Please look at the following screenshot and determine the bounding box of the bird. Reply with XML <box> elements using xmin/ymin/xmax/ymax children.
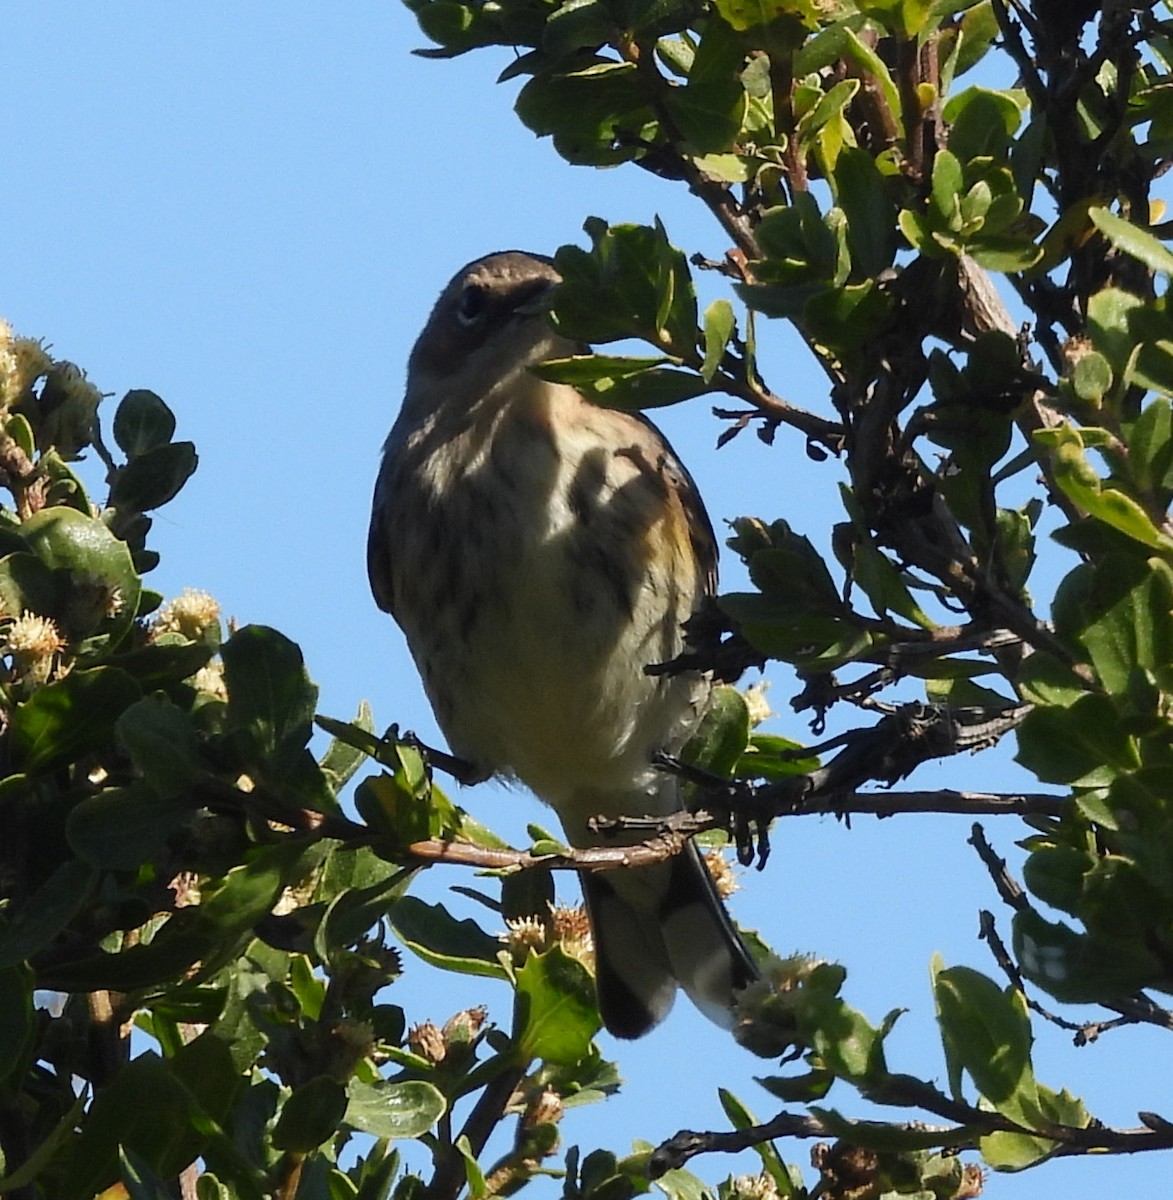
<box><xmin>367</xmin><ymin>250</ymin><xmax>758</xmax><ymax>1038</ymax></box>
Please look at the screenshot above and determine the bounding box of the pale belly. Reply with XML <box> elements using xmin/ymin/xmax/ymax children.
<box><xmin>388</xmin><ymin>382</ymin><xmax>709</xmax><ymax>816</ymax></box>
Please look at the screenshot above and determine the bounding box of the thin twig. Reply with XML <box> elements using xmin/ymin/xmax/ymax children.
<box><xmin>968</xmin><ymin>822</ymin><xmax>1028</xmax><ymax>909</ymax></box>
<box><xmin>978</xmin><ymin>909</ymin><xmax>1097</xmax><ymax>1038</ymax></box>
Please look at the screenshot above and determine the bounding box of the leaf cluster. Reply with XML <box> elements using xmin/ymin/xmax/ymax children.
<box><xmin>0</xmin><ymin>338</ymin><xmax>667</xmax><ymax>1200</ymax></box>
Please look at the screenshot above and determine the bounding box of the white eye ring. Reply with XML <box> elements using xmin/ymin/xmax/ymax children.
<box><xmin>456</xmin><ymin>283</ymin><xmax>487</xmax><ymax>326</ymax></box>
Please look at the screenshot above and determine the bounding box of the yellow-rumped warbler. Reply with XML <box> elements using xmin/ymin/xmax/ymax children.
<box><xmin>368</xmin><ymin>251</ymin><xmax>757</xmax><ymax>1037</ymax></box>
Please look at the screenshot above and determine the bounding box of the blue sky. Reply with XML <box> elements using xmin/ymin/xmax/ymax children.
<box><xmin>5</xmin><ymin>5</ymin><xmax>1168</xmax><ymax>1196</ymax></box>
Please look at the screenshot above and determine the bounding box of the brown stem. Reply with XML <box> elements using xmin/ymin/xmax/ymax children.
<box><xmin>424</xmin><ymin>1063</ymin><xmax>526</xmax><ymax>1200</ymax></box>
<box><xmin>274</xmin><ymin>1153</ymin><xmax>305</xmax><ymax>1200</ymax></box>
<box><xmin>0</xmin><ymin>429</ymin><xmax>43</xmax><ymax>519</ymax></box>
<box><xmin>86</xmin><ymin>989</ymin><xmax>130</xmax><ymax>1086</ymax></box>
<box><xmin>769</xmin><ymin>50</ymin><xmax>808</xmax><ymax>195</ymax></box>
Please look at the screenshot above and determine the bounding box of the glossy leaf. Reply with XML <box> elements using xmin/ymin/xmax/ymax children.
<box><xmin>515</xmin><ymin>945</ymin><xmax>600</xmax><ymax>1064</ymax></box>
<box><xmin>113</xmin><ymin>389</ymin><xmax>178</xmax><ymax>457</ymax></box>
<box><xmin>21</xmin><ymin>505</ymin><xmax>141</xmax><ymax>646</ymax></box>
<box><xmin>515</xmin><ymin>61</ymin><xmax>654</xmax><ymax>166</ymax></box>
<box><xmin>1090</xmin><ymin>206</ymin><xmax>1173</xmax><ymax>276</ymax></box>
<box><xmin>389</xmin><ymin>896</ymin><xmax>509</xmax><ymax>979</ymax></box>
<box><xmin>10</xmin><ymin>666</ymin><xmax>141</xmax><ymax>773</ymax></box>
<box><xmin>344</xmin><ymin>1079</ymin><xmax>447</xmax><ymax>1140</ymax></box>
<box><xmin>552</xmin><ymin>219</ymin><xmax>698</xmax><ymax>354</ymax></box>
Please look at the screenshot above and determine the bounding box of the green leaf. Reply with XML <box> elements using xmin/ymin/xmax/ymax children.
<box><xmin>683</xmin><ymin>684</ymin><xmax>750</xmax><ymax>778</ymax></box>
<box><xmin>0</xmin><ymin>1093</ymin><xmax>87</xmax><ymax>1197</ymax></box>
<box><xmin>273</xmin><ymin>1076</ymin><xmax>349</xmax><ymax>1152</ymax></box>
<box><xmin>722</xmin><ymin>592</ymin><xmax>874</xmax><ymax>667</ymax></box>
<box><xmin>932</xmin><ymin>962</ymin><xmax>1033</xmax><ymax>1108</ymax></box>
<box><xmin>735</xmin><ymin>732</ymin><xmax>819</xmax><ymax>781</ymax></box>
<box><xmin>514</xmin><ymin>945</ymin><xmax>600</xmax><ymax>1064</ymax></box>
<box><xmin>10</xmin><ymin>666</ymin><xmax>141</xmax><ymax>773</ymax></box>
<box><xmin>119</xmin><ymin>1148</ymin><xmax>175</xmax><ymax>1200</ymax></box>
<box><xmin>716</xmin><ymin>1090</ymin><xmax>795</xmax><ymax>1195</ymax></box>
<box><xmin>573</xmin><ymin>364</ymin><xmax>712</xmax><ymax>411</ymax></box>
<box><xmin>200</xmin><ymin>840</ymin><xmax>322</xmax><ymax>951</ymax></box>
<box><xmin>1132</xmin><ymin>338</ymin><xmax>1173</xmax><ymax>398</ymax></box>
<box><xmin>108</xmin><ymin>635</ymin><xmax>216</xmax><ymax>689</ymax></box>
<box><xmin>1072</xmin><ymin>350</ymin><xmax>1113</xmax><ymax>404</ymax></box>
<box><xmin>36</xmin><ymin>912</ymin><xmax>213</xmax><ymax>992</ymax></box>
<box><xmin>841</xmin><ymin>27</ymin><xmax>900</xmax><ymax>116</ymax></box>
<box><xmin>1012</xmin><ymin>652</ymin><xmax>1084</xmax><ymax>705</ymax></box>
<box><xmin>457</xmin><ymin>1135</ymin><xmax>488</xmax><ymax>1200</ymax></box>
<box><xmin>552</xmin><ymin>220</ymin><xmax>698</xmax><ymax>354</ymax></box>
<box><xmin>930</xmin><ymin>146</ymin><xmax>959</xmax><ymax>225</ymax></box>
<box><xmin>941</xmin><ymin>86</ymin><xmax>1023</xmax><ymax>162</ymax></box>
<box><xmin>515</xmin><ymin>60</ymin><xmax>654</xmax><ymax>167</ymax></box>
<box><xmin>21</xmin><ymin>505</ymin><xmax>141</xmax><ymax>647</ymax></box>
<box><xmin>117</xmin><ymin>694</ymin><xmax>201</xmax><ymax>797</ymax></box>
<box><xmin>700</xmin><ymin>298</ymin><xmax>735</xmax><ymax>383</ymax></box>
<box><xmin>314</xmin><ymin>868</ymin><xmax>418</xmax><ymax>963</ymax></box>
<box><xmin>663</xmin><ymin>19</ymin><xmax>747</xmax><ymax>155</ymax></box>
<box><xmin>1013</xmin><ymin>908</ymin><xmax>1160</xmax><ymax>1003</ymax></box>
<box><xmin>353</xmin><ymin>758</ymin><xmax>460</xmax><ymax>844</ymax></box>
<box><xmin>1127</xmin><ymin>396</ymin><xmax>1173</xmax><ymax>498</ymax></box>
<box><xmin>1015</xmin><ymin>693</ymin><xmax>1140</xmax><ymax>786</ymax></box>
<box><xmin>0</xmin><ymin>964</ymin><xmax>35</xmax><ymax>1085</ymax></box>
<box><xmin>832</xmin><ymin>146</ymin><xmax>897</xmax><ymax>279</ymax></box>
<box><xmin>1021</xmin><ymin>845</ymin><xmax>1092</xmax><ymax>916</ymax></box>
<box><xmin>113</xmin><ymin>389</ymin><xmax>178</xmax><ymax>457</ymax></box>
<box><xmin>1077</xmin><ymin>555</ymin><xmax>1173</xmax><ymax>695</ymax></box>
<box><xmin>110</xmin><ymin>441</ymin><xmax>198</xmax><ymax>512</ymax></box>
<box><xmin>1089</xmin><ymin>206</ymin><xmax>1173</xmax><ymax>276</ymax></box>
<box><xmin>58</xmin><ymin>1052</ymin><xmax>231</xmax><ymax>1199</ymax></box>
<box><xmin>67</xmin><ymin>783</ymin><xmax>197</xmax><ymax>870</ymax></box>
<box><xmin>319</xmin><ymin>699</ymin><xmax>376</xmax><ymax>793</ymax></box>
<box><xmin>389</xmin><ymin>896</ymin><xmax>509</xmax><ymax>979</ymax></box>
<box><xmin>857</xmin><ymin>0</ymin><xmax>934</xmax><ymax>36</ymax></box>
<box><xmin>754</xmin><ymin>193</ymin><xmax>838</xmax><ymax>282</ymax></box>
<box><xmin>965</xmin><ymin>236</ymin><xmax>1043</xmax><ymax>273</ymax></box>
<box><xmin>5</xmin><ymin>412</ymin><xmax>35</xmax><ymax>460</ymax></box>
<box><xmin>1086</xmin><ymin>286</ymin><xmax>1146</xmax><ymax>376</ymax></box>
<box><xmin>977</xmin><ymin>1129</ymin><xmax>1060</xmax><ymax>1171</ymax></box>
<box><xmin>222</xmin><ymin>624</ymin><xmax>330</xmax><ymax>804</ymax></box>
<box><xmin>534</xmin><ymin>353</ymin><xmax>679</xmax><ymax>386</ymax></box>
<box><xmin>942</xmin><ymin>0</ymin><xmax>1000</xmax><ymax>81</ymax></box>
<box><xmin>712</xmin><ymin>0</ymin><xmax>819</xmax><ymax>31</ymax></box>
<box><xmin>344</xmin><ymin>1079</ymin><xmax>446</xmax><ymax>1140</ymax></box>
<box><xmin>222</xmin><ymin>626</ymin><xmax>316</xmax><ymax>752</ymax></box>
<box><xmin>1042</xmin><ymin>424</ymin><xmax>1173</xmax><ymax>550</ymax></box>
<box><xmin>0</xmin><ymin>552</ymin><xmax>56</xmax><ymax>619</ymax></box>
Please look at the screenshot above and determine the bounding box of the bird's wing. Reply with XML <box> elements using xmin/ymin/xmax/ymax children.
<box><xmin>367</xmin><ymin>458</ymin><xmax>398</xmax><ymax>617</ymax></box>
<box><xmin>633</xmin><ymin>413</ymin><xmax>718</xmax><ymax>600</ymax></box>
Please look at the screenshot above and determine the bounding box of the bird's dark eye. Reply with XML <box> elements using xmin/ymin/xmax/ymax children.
<box><xmin>455</xmin><ymin>283</ymin><xmax>487</xmax><ymax>327</ymax></box>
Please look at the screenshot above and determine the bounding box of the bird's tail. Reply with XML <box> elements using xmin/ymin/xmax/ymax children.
<box><xmin>580</xmin><ymin>840</ymin><xmax>759</xmax><ymax>1039</ymax></box>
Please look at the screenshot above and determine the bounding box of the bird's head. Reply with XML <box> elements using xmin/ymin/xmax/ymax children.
<box><xmin>404</xmin><ymin>251</ymin><xmax>575</xmax><ymax>409</ymax></box>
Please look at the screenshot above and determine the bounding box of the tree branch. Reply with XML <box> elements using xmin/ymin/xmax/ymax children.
<box><xmin>650</xmin><ymin>1082</ymin><xmax>1173</xmax><ymax>1179</ymax></box>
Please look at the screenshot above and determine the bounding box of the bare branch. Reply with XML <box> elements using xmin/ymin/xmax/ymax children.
<box><xmin>650</xmin><ymin>1079</ymin><xmax>1173</xmax><ymax>1179</ymax></box>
